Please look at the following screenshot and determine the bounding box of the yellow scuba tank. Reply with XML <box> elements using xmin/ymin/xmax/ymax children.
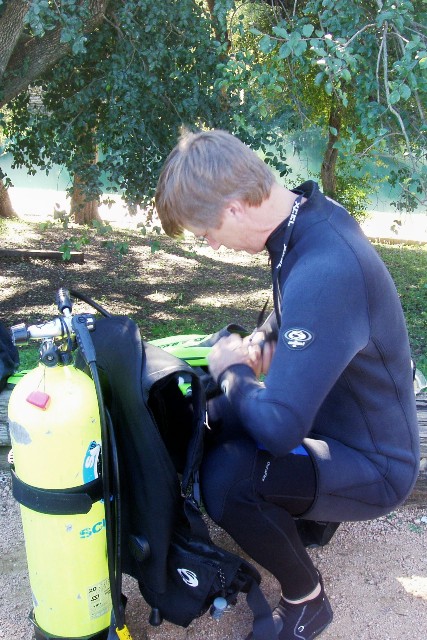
<box><xmin>8</xmin><ymin>362</ymin><xmax>112</xmax><ymax>639</ymax></box>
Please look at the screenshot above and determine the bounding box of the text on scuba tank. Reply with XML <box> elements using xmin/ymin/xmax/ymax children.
<box><xmin>80</xmin><ymin>519</ymin><xmax>106</xmax><ymax>539</ymax></box>
<box><xmin>87</xmin><ymin>578</ymin><xmax>111</xmax><ymax>620</ymax></box>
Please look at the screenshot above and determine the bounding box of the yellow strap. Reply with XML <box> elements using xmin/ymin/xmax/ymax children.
<box><xmin>116</xmin><ymin>625</ymin><xmax>133</xmax><ymax>640</ymax></box>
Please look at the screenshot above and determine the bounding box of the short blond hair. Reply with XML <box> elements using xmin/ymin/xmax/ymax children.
<box><xmin>155</xmin><ymin>129</ymin><xmax>275</xmax><ymax>237</ymax></box>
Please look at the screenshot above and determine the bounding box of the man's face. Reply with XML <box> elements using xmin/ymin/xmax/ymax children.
<box><xmin>186</xmin><ymin>204</ymin><xmax>262</xmax><ymax>254</ymax></box>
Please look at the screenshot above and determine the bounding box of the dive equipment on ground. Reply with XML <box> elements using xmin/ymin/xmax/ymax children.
<box><xmin>7</xmin><ymin>290</ymin><xmax>276</xmax><ymax>638</ymax></box>
<box><xmin>81</xmin><ymin>313</ymin><xmax>277</xmax><ymax>638</ymax></box>
<box><xmin>8</xmin><ymin>289</ymin><xmax>131</xmax><ymax>640</ymax></box>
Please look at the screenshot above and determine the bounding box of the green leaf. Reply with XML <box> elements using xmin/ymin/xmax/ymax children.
<box><xmin>150</xmin><ymin>239</ymin><xmax>161</xmax><ymax>253</ymax></box>
<box><xmin>278</xmin><ymin>43</ymin><xmax>291</xmax><ymax>59</ymax></box>
<box><xmin>400</xmin><ymin>84</ymin><xmax>411</xmax><ymax>100</ymax></box>
<box><xmin>259</xmin><ymin>35</ymin><xmax>276</xmax><ymax>54</ymax></box>
<box><xmin>389</xmin><ymin>90</ymin><xmax>400</xmax><ymax>104</ymax></box>
<box><xmin>60</xmin><ymin>29</ymin><xmax>73</xmax><ymax>44</ymax></box>
<box><xmin>294</xmin><ymin>40</ymin><xmax>307</xmax><ymax>57</ymax></box>
<box><xmin>302</xmin><ymin>24</ymin><xmax>314</xmax><ymax>38</ymax></box>
<box><xmin>341</xmin><ymin>68</ymin><xmax>351</xmax><ymax>83</ymax></box>
<box><xmin>272</xmin><ymin>26</ymin><xmax>288</xmax><ymax>39</ymax></box>
<box><xmin>71</xmin><ymin>35</ymin><xmax>87</xmax><ymax>55</ymax></box>
<box><xmin>259</xmin><ymin>104</ymin><xmax>268</xmax><ymax>118</ymax></box>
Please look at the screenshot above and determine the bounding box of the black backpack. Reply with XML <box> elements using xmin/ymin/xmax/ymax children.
<box><xmin>87</xmin><ymin>316</ymin><xmax>277</xmax><ymax>638</ymax></box>
<box><xmin>0</xmin><ymin>320</ymin><xmax>19</xmax><ymax>391</ymax></box>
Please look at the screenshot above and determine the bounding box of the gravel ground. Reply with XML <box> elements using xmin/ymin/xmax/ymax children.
<box><xmin>1</xmin><ymin>469</ymin><xmax>427</xmax><ymax>640</ymax></box>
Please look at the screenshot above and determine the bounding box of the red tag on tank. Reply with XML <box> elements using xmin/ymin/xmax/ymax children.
<box><xmin>26</xmin><ymin>390</ymin><xmax>51</xmax><ymax>410</ymax></box>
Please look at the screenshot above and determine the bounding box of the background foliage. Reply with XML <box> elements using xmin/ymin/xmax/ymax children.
<box><xmin>1</xmin><ymin>0</ymin><xmax>425</xmax><ymax>222</ymax></box>
<box><xmin>3</xmin><ymin>0</ymin><xmax>234</xmax><ymax>207</ymax></box>
<box><xmin>220</xmin><ymin>0</ymin><xmax>427</xmax><ymax>216</ymax></box>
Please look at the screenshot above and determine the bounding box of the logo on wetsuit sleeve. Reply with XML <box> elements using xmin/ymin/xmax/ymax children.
<box><xmin>283</xmin><ymin>328</ymin><xmax>314</xmax><ymax>350</ymax></box>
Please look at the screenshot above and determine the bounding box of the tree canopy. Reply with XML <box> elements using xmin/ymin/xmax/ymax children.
<box><xmin>223</xmin><ymin>0</ymin><xmax>426</xmax><ymax>213</ymax></box>
<box><xmin>0</xmin><ymin>0</ymin><xmax>109</xmax><ymax>217</ymax></box>
<box><xmin>1</xmin><ymin>1</ymin><xmax>235</xmax><ymax>210</ymax></box>
<box><xmin>1</xmin><ymin>0</ymin><xmax>426</xmax><ymax>224</ymax></box>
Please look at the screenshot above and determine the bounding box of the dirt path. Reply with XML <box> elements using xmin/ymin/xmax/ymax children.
<box><xmin>1</xmin><ymin>469</ymin><xmax>427</xmax><ymax>640</ymax></box>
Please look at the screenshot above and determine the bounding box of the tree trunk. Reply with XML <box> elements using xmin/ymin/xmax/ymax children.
<box><xmin>0</xmin><ymin>248</ymin><xmax>84</xmax><ymax>263</ymax></box>
<box><xmin>320</xmin><ymin>102</ymin><xmax>341</xmax><ymax>198</ymax></box>
<box><xmin>206</xmin><ymin>0</ymin><xmax>230</xmax><ymax>47</ymax></box>
<box><xmin>70</xmin><ymin>138</ymin><xmax>102</xmax><ymax>226</ymax></box>
<box><xmin>70</xmin><ymin>172</ymin><xmax>101</xmax><ymax>226</ymax></box>
<box><xmin>0</xmin><ymin>178</ymin><xmax>16</xmax><ymax>218</ymax></box>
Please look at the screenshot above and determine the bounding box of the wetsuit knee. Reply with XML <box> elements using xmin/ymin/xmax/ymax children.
<box><xmin>200</xmin><ymin>438</ymin><xmax>257</xmax><ymax>524</ymax></box>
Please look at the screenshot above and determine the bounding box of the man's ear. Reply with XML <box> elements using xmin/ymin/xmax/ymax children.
<box><xmin>225</xmin><ymin>199</ymin><xmax>246</xmax><ymax>220</ymax></box>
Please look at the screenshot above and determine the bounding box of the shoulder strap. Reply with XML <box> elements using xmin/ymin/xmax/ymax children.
<box><xmin>246</xmin><ymin>575</ymin><xmax>278</xmax><ymax>639</ymax></box>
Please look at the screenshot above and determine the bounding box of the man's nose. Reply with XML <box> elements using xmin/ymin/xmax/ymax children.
<box><xmin>207</xmin><ymin>237</ymin><xmax>221</xmax><ymax>250</ymax></box>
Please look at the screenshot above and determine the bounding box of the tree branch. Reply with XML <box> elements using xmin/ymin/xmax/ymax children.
<box><xmin>381</xmin><ymin>22</ymin><xmax>415</xmax><ymax>169</ymax></box>
<box><xmin>342</xmin><ymin>23</ymin><xmax>376</xmax><ymax>49</ymax></box>
<box><xmin>0</xmin><ymin>0</ymin><xmax>109</xmax><ymax>108</ymax></box>
<box><xmin>0</xmin><ymin>0</ymin><xmax>30</xmax><ymax>77</ymax></box>
<box><xmin>376</xmin><ymin>26</ymin><xmax>385</xmax><ymax>105</ymax></box>
<box><xmin>391</xmin><ymin>25</ymin><xmax>426</xmax><ymax>125</ymax></box>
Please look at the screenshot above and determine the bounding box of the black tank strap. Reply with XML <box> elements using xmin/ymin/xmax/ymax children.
<box><xmin>30</xmin><ymin>609</ymin><xmax>109</xmax><ymax>640</ymax></box>
<box><xmin>11</xmin><ymin>469</ymin><xmax>103</xmax><ymax>515</ymax></box>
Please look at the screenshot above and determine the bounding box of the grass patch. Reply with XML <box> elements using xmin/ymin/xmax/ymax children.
<box><xmin>1</xmin><ymin>217</ymin><xmax>425</xmax><ymax>380</ymax></box>
<box><xmin>374</xmin><ymin>242</ymin><xmax>427</xmax><ymax>376</ymax></box>
<box><xmin>15</xmin><ymin>345</ymin><xmax>39</xmax><ymax>370</ymax></box>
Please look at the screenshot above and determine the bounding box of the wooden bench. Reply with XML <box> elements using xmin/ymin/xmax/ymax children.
<box><xmin>406</xmin><ymin>391</ymin><xmax>427</xmax><ymax>505</ymax></box>
<box><xmin>1</xmin><ymin>386</ymin><xmax>426</xmax><ymax>506</ymax></box>
<box><xmin>0</xmin><ymin>248</ymin><xmax>84</xmax><ymax>263</ymax></box>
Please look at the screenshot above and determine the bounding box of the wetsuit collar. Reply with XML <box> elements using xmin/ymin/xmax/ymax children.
<box><xmin>266</xmin><ymin>180</ymin><xmax>318</xmax><ymax>260</ymax></box>
<box><xmin>266</xmin><ymin>181</ymin><xmax>319</xmax><ymax>324</ymax></box>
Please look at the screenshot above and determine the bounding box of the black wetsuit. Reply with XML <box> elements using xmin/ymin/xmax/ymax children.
<box><xmin>201</xmin><ymin>181</ymin><xmax>419</xmax><ymax>598</ymax></box>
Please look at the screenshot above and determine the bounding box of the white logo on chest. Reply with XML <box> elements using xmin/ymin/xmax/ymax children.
<box><xmin>177</xmin><ymin>568</ymin><xmax>199</xmax><ymax>587</ymax></box>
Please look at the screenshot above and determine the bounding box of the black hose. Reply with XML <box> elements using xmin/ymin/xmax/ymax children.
<box><xmin>69</xmin><ymin>289</ymin><xmax>112</xmax><ymax>318</ymax></box>
<box><xmin>107</xmin><ymin>407</ymin><xmax>123</xmax><ymax>615</ymax></box>
<box><xmin>71</xmin><ymin>315</ymin><xmax>124</xmax><ymax>632</ymax></box>
<box><xmin>89</xmin><ymin>361</ymin><xmax>125</xmax><ymax>631</ymax></box>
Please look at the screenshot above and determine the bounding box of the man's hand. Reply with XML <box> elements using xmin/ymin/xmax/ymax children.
<box><xmin>243</xmin><ymin>331</ymin><xmax>276</xmax><ymax>378</ymax></box>
<box><xmin>208</xmin><ymin>332</ymin><xmax>276</xmax><ymax>382</ymax></box>
<box><xmin>208</xmin><ymin>333</ymin><xmax>252</xmax><ymax>382</ymax></box>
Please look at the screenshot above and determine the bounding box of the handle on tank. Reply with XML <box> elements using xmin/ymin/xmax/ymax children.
<box><xmin>10</xmin><ymin>288</ymin><xmax>111</xmax><ymax>347</ymax></box>
<box><xmin>56</xmin><ymin>288</ymin><xmax>73</xmax><ymax>315</ymax></box>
